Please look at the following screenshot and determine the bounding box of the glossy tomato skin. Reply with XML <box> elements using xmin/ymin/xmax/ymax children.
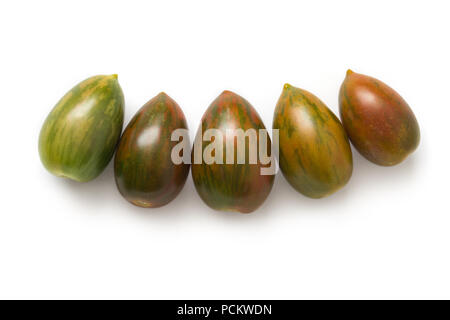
<box><xmin>191</xmin><ymin>91</ymin><xmax>275</xmax><ymax>213</ymax></box>
<box><xmin>273</xmin><ymin>84</ymin><xmax>353</xmax><ymax>198</ymax></box>
<box><xmin>39</xmin><ymin>75</ymin><xmax>124</xmax><ymax>182</ymax></box>
<box><xmin>114</xmin><ymin>93</ymin><xmax>190</xmax><ymax>208</ymax></box>
<box><xmin>339</xmin><ymin>70</ymin><xmax>420</xmax><ymax>166</ymax></box>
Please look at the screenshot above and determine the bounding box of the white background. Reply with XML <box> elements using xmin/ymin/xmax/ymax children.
<box><xmin>0</xmin><ymin>0</ymin><xmax>448</xmax><ymax>299</ymax></box>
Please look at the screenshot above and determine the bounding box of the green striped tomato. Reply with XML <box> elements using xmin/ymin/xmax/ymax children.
<box><xmin>39</xmin><ymin>74</ymin><xmax>124</xmax><ymax>182</ymax></box>
<box><xmin>273</xmin><ymin>84</ymin><xmax>353</xmax><ymax>198</ymax></box>
<box><xmin>114</xmin><ymin>93</ymin><xmax>190</xmax><ymax>208</ymax></box>
<box><xmin>191</xmin><ymin>91</ymin><xmax>275</xmax><ymax>213</ymax></box>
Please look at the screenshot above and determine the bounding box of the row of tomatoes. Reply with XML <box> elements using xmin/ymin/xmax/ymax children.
<box><xmin>39</xmin><ymin>71</ymin><xmax>419</xmax><ymax>213</ymax></box>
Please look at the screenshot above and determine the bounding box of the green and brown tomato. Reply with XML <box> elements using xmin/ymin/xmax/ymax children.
<box><xmin>273</xmin><ymin>84</ymin><xmax>353</xmax><ymax>198</ymax></box>
<box><xmin>339</xmin><ymin>70</ymin><xmax>420</xmax><ymax>166</ymax></box>
<box><xmin>39</xmin><ymin>74</ymin><xmax>124</xmax><ymax>182</ymax></box>
<box><xmin>114</xmin><ymin>92</ymin><xmax>190</xmax><ymax>208</ymax></box>
<box><xmin>191</xmin><ymin>91</ymin><xmax>274</xmax><ymax>213</ymax></box>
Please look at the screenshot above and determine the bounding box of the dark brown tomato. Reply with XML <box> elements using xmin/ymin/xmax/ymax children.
<box><xmin>114</xmin><ymin>92</ymin><xmax>190</xmax><ymax>208</ymax></box>
<box><xmin>339</xmin><ymin>70</ymin><xmax>420</xmax><ymax>166</ymax></box>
